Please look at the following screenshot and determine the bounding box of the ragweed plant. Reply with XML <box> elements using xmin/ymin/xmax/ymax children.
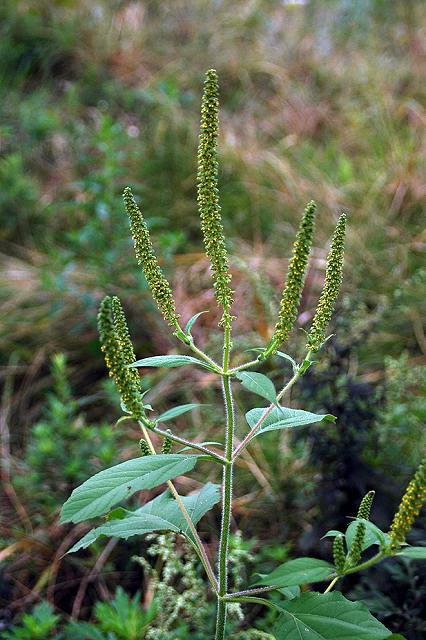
<box><xmin>61</xmin><ymin>70</ymin><xmax>426</xmax><ymax>640</ymax></box>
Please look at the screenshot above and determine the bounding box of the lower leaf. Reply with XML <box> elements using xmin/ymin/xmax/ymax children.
<box><xmin>272</xmin><ymin>592</ymin><xmax>391</xmax><ymax>640</ymax></box>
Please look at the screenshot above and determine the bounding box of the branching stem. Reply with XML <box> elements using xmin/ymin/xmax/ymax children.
<box><xmin>145</xmin><ymin>421</ymin><xmax>227</xmax><ymax>464</ymax></box>
<box><xmin>232</xmin><ymin>351</ymin><xmax>313</xmax><ymax>460</ymax></box>
<box><xmin>140</xmin><ymin>425</ymin><xmax>218</xmax><ymax>594</ymax></box>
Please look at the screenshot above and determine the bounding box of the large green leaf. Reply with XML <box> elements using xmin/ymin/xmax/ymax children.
<box><xmin>60</xmin><ymin>455</ymin><xmax>199</xmax><ymax>524</ymax></box>
<box><xmin>155</xmin><ymin>403</ymin><xmax>205</xmax><ymax>423</ymax></box>
<box><xmin>67</xmin><ymin>483</ymin><xmax>220</xmax><ymax>553</ymax></box>
<box><xmin>272</xmin><ymin>592</ymin><xmax>390</xmax><ymax>639</ymax></box>
<box><xmin>255</xmin><ymin>558</ymin><xmax>334</xmax><ymax>588</ymax></box>
<box><xmin>245</xmin><ymin>406</ymin><xmax>335</xmax><ymax>439</ymax></box>
<box><xmin>397</xmin><ymin>546</ymin><xmax>426</xmax><ymax>559</ymax></box>
<box><xmin>129</xmin><ymin>355</ymin><xmax>213</xmax><ymax>370</ymax></box>
<box><xmin>236</xmin><ymin>372</ymin><xmax>277</xmax><ymax>404</ymax></box>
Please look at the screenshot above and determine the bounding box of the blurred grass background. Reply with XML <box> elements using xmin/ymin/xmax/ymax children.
<box><xmin>0</xmin><ymin>0</ymin><xmax>425</xmax><ymax>637</ymax></box>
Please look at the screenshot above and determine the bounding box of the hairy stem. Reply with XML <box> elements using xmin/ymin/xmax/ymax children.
<box><xmin>215</xmin><ymin>323</ymin><xmax>234</xmax><ymax>640</ymax></box>
<box><xmin>140</xmin><ymin>425</ymin><xmax>218</xmax><ymax>593</ymax></box>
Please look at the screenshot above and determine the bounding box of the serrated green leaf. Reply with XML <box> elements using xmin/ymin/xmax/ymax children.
<box><xmin>272</xmin><ymin>591</ymin><xmax>390</xmax><ymax>639</ymax></box>
<box><xmin>185</xmin><ymin>311</ymin><xmax>208</xmax><ymax>335</ymax></box>
<box><xmin>129</xmin><ymin>355</ymin><xmax>214</xmax><ymax>370</ymax></box>
<box><xmin>397</xmin><ymin>546</ymin><xmax>426</xmax><ymax>559</ymax></box>
<box><xmin>67</xmin><ymin>483</ymin><xmax>220</xmax><ymax>553</ymax></box>
<box><xmin>237</xmin><ymin>372</ymin><xmax>277</xmax><ymax>404</ymax></box>
<box><xmin>155</xmin><ymin>403</ymin><xmax>205</xmax><ymax>423</ymax></box>
<box><xmin>245</xmin><ymin>406</ymin><xmax>335</xmax><ymax>439</ymax></box>
<box><xmin>346</xmin><ymin>519</ymin><xmax>389</xmax><ymax>551</ymax></box>
<box><xmin>255</xmin><ymin>557</ymin><xmax>334</xmax><ymax>588</ymax></box>
<box><xmin>60</xmin><ymin>455</ymin><xmax>199</xmax><ymax>524</ymax></box>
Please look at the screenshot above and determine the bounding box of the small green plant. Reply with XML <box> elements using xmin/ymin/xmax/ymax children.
<box><xmin>4</xmin><ymin>602</ymin><xmax>59</xmax><ymax>640</ymax></box>
<box><xmin>14</xmin><ymin>353</ymin><xmax>119</xmax><ymax>513</ymax></box>
<box><xmin>60</xmin><ymin>70</ymin><xmax>426</xmax><ymax>639</ymax></box>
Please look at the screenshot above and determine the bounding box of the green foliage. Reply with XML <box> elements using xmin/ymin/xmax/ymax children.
<box><xmin>3</xmin><ymin>7</ymin><xmax>425</xmax><ymax>636</ymax></box>
<box><xmin>61</xmin><ymin>455</ymin><xmax>200</xmax><ymax>524</ymax></box>
<box><xmin>245</xmin><ymin>406</ymin><xmax>335</xmax><ymax>439</ymax></box>
<box><xmin>14</xmin><ymin>354</ymin><xmax>119</xmax><ymax>510</ymax></box>
<box><xmin>372</xmin><ymin>355</ymin><xmax>426</xmax><ymax>474</ymax></box>
<box><xmin>236</xmin><ymin>372</ymin><xmax>277</xmax><ymax>404</ymax></box>
<box><xmin>273</xmin><ymin>592</ymin><xmax>390</xmax><ymax>640</ymax></box>
<box><xmin>4</xmin><ymin>602</ymin><xmax>59</xmax><ymax>640</ymax></box>
<box><xmin>68</xmin><ymin>483</ymin><xmax>221</xmax><ymax>553</ymax></box>
<box><xmin>130</xmin><ymin>354</ymin><xmax>215</xmax><ymax>370</ymax></box>
<box><xmin>255</xmin><ymin>558</ymin><xmax>334</xmax><ymax>589</ymax></box>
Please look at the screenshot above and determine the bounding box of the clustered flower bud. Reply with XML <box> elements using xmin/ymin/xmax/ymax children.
<box><xmin>123</xmin><ymin>187</ymin><xmax>179</xmax><ymax>327</ymax></box>
<box><xmin>264</xmin><ymin>201</ymin><xmax>316</xmax><ymax>357</ymax></box>
<box><xmin>98</xmin><ymin>295</ymin><xmax>145</xmax><ymax>420</ymax></box>
<box><xmin>333</xmin><ymin>534</ymin><xmax>346</xmax><ymax>574</ymax></box>
<box><xmin>306</xmin><ymin>213</ymin><xmax>346</xmax><ymax>353</ymax></box>
<box><xmin>357</xmin><ymin>490</ymin><xmax>375</xmax><ymax>520</ymax></box>
<box><xmin>197</xmin><ymin>69</ymin><xmax>233</xmax><ymax>323</ymax></box>
<box><xmin>139</xmin><ymin>438</ymin><xmax>151</xmax><ymax>456</ymax></box>
<box><xmin>389</xmin><ymin>457</ymin><xmax>426</xmax><ymax>548</ymax></box>
<box><xmin>347</xmin><ymin>522</ymin><xmax>366</xmax><ymax>567</ymax></box>
<box><xmin>161</xmin><ymin>429</ymin><xmax>173</xmax><ymax>455</ymax></box>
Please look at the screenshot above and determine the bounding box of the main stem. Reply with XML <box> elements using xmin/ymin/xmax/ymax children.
<box><xmin>215</xmin><ymin>322</ymin><xmax>234</xmax><ymax>640</ymax></box>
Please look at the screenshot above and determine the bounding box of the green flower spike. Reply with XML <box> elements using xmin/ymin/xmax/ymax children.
<box><xmin>389</xmin><ymin>457</ymin><xmax>426</xmax><ymax>549</ymax></box>
<box><xmin>98</xmin><ymin>295</ymin><xmax>145</xmax><ymax>420</ymax></box>
<box><xmin>139</xmin><ymin>438</ymin><xmax>151</xmax><ymax>456</ymax></box>
<box><xmin>123</xmin><ymin>187</ymin><xmax>179</xmax><ymax>327</ymax></box>
<box><xmin>111</xmin><ymin>296</ymin><xmax>140</xmax><ymax>388</ymax></box>
<box><xmin>345</xmin><ymin>490</ymin><xmax>375</xmax><ymax>568</ymax></box>
<box><xmin>347</xmin><ymin>522</ymin><xmax>365</xmax><ymax>567</ymax></box>
<box><xmin>333</xmin><ymin>534</ymin><xmax>346</xmax><ymax>574</ymax></box>
<box><xmin>357</xmin><ymin>490</ymin><xmax>375</xmax><ymax>520</ymax></box>
<box><xmin>263</xmin><ymin>201</ymin><xmax>316</xmax><ymax>358</ymax></box>
<box><xmin>197</xmin><ymin>69</ymin><xmax>233</xmax><ymax>324</ymax></box>
<box><xmin>306</xmin><ymin>213</ymin><xmax>346</xmax><ymax>353</ymax></box>
<box><xmin>161</xmin><ymin>429</ymin><xmax>173</xmax><ymax>455</ymax></box>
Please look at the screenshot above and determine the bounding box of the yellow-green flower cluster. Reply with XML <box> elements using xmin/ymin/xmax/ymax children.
<box><xmin>306</xmin><ymin>213</ymin><xmax>346</xmax><ymax>353</ymax></box>
<box><xmin>161</xmin><ymin>429</ymin><xmax>173</xmax><ymax>455</ymax></box>
<box><xmin>333</xmin><ymin>535</ymin><xmax>346</xmax><ymax>574</ymax></box>
<box><xmin>197</xmin><ymin>69</ymin><xmax>233</xmax><ymax>321</ymax></box>
<box><xmin>123</xmin><ymin>187</ymin><xmax>179</xmax><ymax>327</ymax></box>
<box><xmin>389</xmin><ymin>457</ymin><xmax>426</xmax><ymax>548</ymax></box>
<box><xmin>139</xmin><ymin>438</ymin><xmax>151</xmax><ymax>456</ymax></box>
<box><xmin>357</xmin><ymin>490</ymin><xmax>375</xmax><ymax>520</ymax></box>
<box><xmin>346</xmin><ymin>490</ymin><xmax>375</xmax><ymax>567</ymax></box>
<box><xmin>347</xmin><ymin>522</ymin><xmax>365</xmax><ymax>567</ymax></box>
<box><xmin>97</xmin><ymin>295</ymin><xmax>145</xmax><ymax>420</ymax></box>
<box><xmin>264</xmin><ymin>201</ymin><xmax>316</xmax><ymax>357</ymax></box>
